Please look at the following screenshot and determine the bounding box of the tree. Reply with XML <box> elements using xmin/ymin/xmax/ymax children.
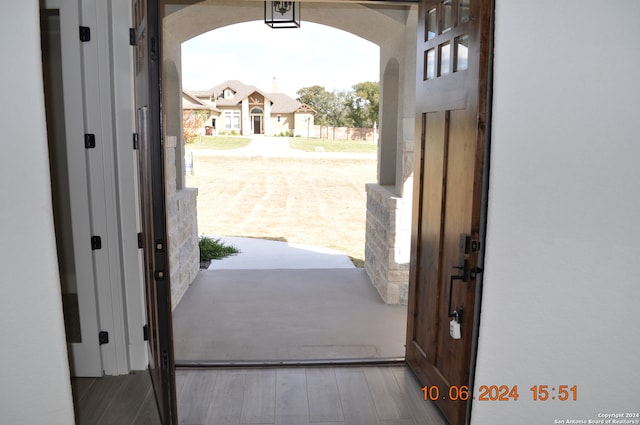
<box><xmin>297</xmin><ymin>82</ymin><xmax>379</xmax><ymax>128</ymax></box>
<box><xmin>296</xmin><ymin>85</ymin><xmax>335</xmax><ymax>126</ymax></box>
<box><xmin>345</xmin><ymin>81</ymin><xmax>379</xmax><ymax>128</ymax></box>
<box><xmin>325</xmin><ymin>90</ymin><xmax>350</xmax><ymax>127</ymax></box>
<box><xmin>182</xmin><ymin>110</ymin><xmax>207</xmax><ymax>143</ymax></box>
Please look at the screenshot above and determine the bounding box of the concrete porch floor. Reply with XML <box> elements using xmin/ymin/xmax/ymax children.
<box><xmin>172</xmin><ymin>238</ymin><xmax>407</xmax><ymax>362</ymax></box>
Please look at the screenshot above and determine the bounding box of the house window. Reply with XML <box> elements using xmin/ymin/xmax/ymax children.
<box><xmin>224</xmin><ymin>89</ymin><xmax>234</xmax><ymax>99</ymax></box>
<box><xmin>223</xmin><ymin>110</ymin><xmax>240</xmax><ymax>130</ymax></box>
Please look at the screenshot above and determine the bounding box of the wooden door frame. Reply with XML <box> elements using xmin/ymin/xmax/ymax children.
<box><xmin>146</xmin><ymin>1</ymin><xmax>494</xmax><ymax>423</ymax></box>
<box><xmin>465</xmin><ymin>3</ymin><xmax>494</xmax><ymax>422</ymax></box>
<box><xmin>147</xmin><ymin>1</ymin><xmax>178</xmax><ymax>418</ymax></box>
<box><xmin>133</xmin><ymin>0</ymin><xmax>178</xmax><ymax>422</ymax></box>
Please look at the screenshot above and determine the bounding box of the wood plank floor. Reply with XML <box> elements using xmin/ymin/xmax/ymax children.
<box><xmin>176</xmin><ymin>366</ymin><xmax>447</xmax><ymax>425</ymax></box>
<box><xmin>72</xmin><ymin>366</ymin><xmax>447</xmax><ymax>425</ymax></box>
<box><xmin>71</xmin><ymin>370</ymin><xmax>161</xmax><ymax>425</ymax></box>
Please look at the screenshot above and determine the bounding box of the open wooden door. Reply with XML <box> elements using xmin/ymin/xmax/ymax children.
<box><xmin>406</xmin><ymin>0</ymin><xmax>492</xmax><ymax>424</ymax></box>
<box><xmin>132</xmin><ymin>0</ymin><xmax>178</xmax><ymax>423</ymax></box>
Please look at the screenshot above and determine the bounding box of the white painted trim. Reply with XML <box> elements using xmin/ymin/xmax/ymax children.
<box><xmin>44</xmin><ymin>0</ymin><xmax>103</xmax><ymax>377</ymax></box>
<box><xmin>79</xmin><ymin>0</ymin><xmax>128</xmax><ymax>375</ymax></box>
<box><xmin>109</xmin><ymin>0</ymin><xmax>149</xmax><ymax>371</ymax></box>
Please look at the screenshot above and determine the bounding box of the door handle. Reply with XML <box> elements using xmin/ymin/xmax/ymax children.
<box><xmin>448</xmin><ymin>262</ymin><xmax>467</xmax><ymax>324</ymax></box>
<box><xmin>447</xmin><ymin>260</ymin><xmax>483</xmax><ymax>325</ymax></box>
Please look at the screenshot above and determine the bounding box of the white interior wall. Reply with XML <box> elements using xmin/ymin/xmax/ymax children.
<box><xmin>472</xmin><ymin>1</ymin><xmax>640</xmax><ymax>423</ymax></box>
<box><xmin>0</xmin><ymin>2</ymin><xmax>75</xmax><ymax>424</ymax></box>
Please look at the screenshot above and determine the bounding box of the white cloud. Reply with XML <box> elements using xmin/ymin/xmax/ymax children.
<box><xmin>181</xmin><ymin>21</ymin><xmax>379</xmax><ymax>97</ymax></box>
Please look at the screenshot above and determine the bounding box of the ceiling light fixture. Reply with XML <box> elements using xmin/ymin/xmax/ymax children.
<box><xmin>264</xmin><ymin>1</ymin><xmax>300</xmax><ymax>29</ymax></box>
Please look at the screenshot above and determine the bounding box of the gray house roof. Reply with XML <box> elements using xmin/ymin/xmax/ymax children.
<box><xmin>268</xmin><ymin>92</ymin><xmax>314</xmax><ymax>114</ymax></box>
<box><xmin>182</xmin><ymin>90</ymin><xmax>220</xmax><ymax>112</ymax></box>
<box><xmin>191</xmin><ymin>80</ymin><xmax>315</xmax><ymax>115</ymax></box>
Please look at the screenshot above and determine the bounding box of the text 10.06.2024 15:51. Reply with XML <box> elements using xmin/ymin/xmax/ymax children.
<box><xmin>422</xmin><ymin>385</ymin><xmax>578</xmax><ymax>401</ymax></box>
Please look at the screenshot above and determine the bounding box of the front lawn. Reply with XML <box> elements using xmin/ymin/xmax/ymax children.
<box><xmin>187</xmin><ymin>155</ymin><xmax>376</xmax><ymax>267</ymax></box>
<box><xmin>289</xmin><ymin>138</ymin><xmax>377</xmax><ymax>153</ymax></box>
<box><xmin>187</xmin><ymin>135</ymin><xmax>251</xmax><ymax>150</ymax></box>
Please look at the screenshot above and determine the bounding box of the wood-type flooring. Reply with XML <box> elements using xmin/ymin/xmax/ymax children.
<box><xmin>71</xmin><ymin>366</ymin><xmax>448</xmax><ymax>425</ymax></box>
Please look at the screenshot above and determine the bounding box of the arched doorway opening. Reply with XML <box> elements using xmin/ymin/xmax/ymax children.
<box><xmin>250</xmin><ymin>107</ymin><xmax>263</xmax><ymax>134</ymax></box>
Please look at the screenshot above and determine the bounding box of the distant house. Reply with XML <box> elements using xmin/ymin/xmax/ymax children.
<box><xmin>187</xmin><ymin>80</ymin><xmax>315</xmax><ymax>137</ymax></box>
<box><xmin>182</xmin><ymin>90</ymin><xmax>220</xmax><ymax>136</ymax></box>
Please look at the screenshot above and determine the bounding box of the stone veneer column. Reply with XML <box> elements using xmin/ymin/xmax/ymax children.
<box><xmin>364</xmin><ymin>184</ymin><xmax>412</xmax><ymax>304</ymax></box>
<box><xmin>165</xmin><ymin>136</ymin><xmax>200</xmax><ymax>310</ymax></box>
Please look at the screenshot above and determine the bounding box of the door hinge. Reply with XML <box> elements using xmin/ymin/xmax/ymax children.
<box><xmin>161</xmin><ymin>350</ymin><xmax>169</xmax><ymax>370</ymax></box>
<box><xmin>98</xmin><ymin>331</ymin><xmax>109</xmax><ymax>345</ymax></box>
<box><xmin>133</xmin><ymin>133</ymin><xmax>139</xmax><ymax>150</ymax></box>
<box><xmin>79</xmin><ymin>26</ymin><xmax>91</xmax><ymax>42</ymax></box>
<box><xmin>155</xmin><ymin>240</ymin><xmax>164</xmax><ymax>252</ymax></box>
<box><xmin>150</xmin><ymin>36</ymin><xmax>158</xmax><ymax>62</ymax></box>
<box><xmin>471</xmin><ymin>240</ymin><xmax>481</xmax><ymax>253</ymax></box>
<box><xmin>91</xmin><ymin>235</ymin><xmax>102</xmax><ymax>250</ymax></box>
<box><xmin>129</xmin><ymin>28</ymin><xmax>136</xmax><ymax>46</ymax></box>
<box><xmin>84</xmin><ymin>133</ymin><xmax>96</xmax><ymax>149</ymax></box>
<box><xmin>137</xmin><ymin>232</ymin><xmax>143</xmax><ymax>249</ymax></box>
<box><xmin>478</xmin><ymin>115</ymin><xmax>486</xmax><ymax>132</ymax></box>
<box><xmin>143</xmin><ymin>325</ymin><xmax>149</xmax><ymax>341</ymax></box>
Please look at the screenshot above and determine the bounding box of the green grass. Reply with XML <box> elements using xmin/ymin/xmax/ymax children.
<box><xmin>199</xmin><ymin>236</ymin><xmax>241</xmax><ymax>261</ymax></box>
<box><xmin>188</xmin><ymin>135</ymin><xmax>251</xmax><ymax>150</ymax></box>
<box><xmin>289</xmin><ymin>138</ymin><xmax>377</xmax><ymax>153</ymax></box>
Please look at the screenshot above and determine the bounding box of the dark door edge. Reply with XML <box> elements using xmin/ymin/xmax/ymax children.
<box><xmin>466</xmin><ymin>0</ymin><xmax>496</xmax><ymax>423</ymax></box>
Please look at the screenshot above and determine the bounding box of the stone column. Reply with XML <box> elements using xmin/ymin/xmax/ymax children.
<box><xmin>365</xmin><ymin>184</ymin><xmax>411</xmax><ymax>304</ymax></box>
<box><xmin>264</xmin><ymin>97</ymin><xmax>271</xmax><ymax>135</ymax></box>
<box><xmin>241</xmin><ymin>99</ymin><xmax>250</xmax><ymax>135</ymax></box>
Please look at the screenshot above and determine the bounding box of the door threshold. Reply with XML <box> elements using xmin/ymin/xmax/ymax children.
<box><xmin>175</xmin><ymin>357</ymin><xmax>406</xmax><ymax>369</ymax></box>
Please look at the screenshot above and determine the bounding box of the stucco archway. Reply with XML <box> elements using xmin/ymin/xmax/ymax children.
<box><xmin>163</xmin><ymin>0</ymin><xmax>418</xmax><ymax>304</ymax></box>
<box><xmin>165</xmin><ymin>1</ymin><xmax>410</xmax><ymax>45</ymax></box>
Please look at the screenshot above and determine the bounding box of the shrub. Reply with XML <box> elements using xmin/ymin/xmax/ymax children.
<box><xmin>199</xmin><ymin>236</ymin><xmax>241</xmax><ymax>261</ymax></box>
<box><xmin>183</xmin><ymin>110</ymin><xmax>207</xmax><ymax>144</ymax></box>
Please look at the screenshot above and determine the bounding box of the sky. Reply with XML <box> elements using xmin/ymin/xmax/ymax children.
<box><xmin>181</xmin><ymin>21</ymin><xmax>380</xmax><ymax>98</ymax></box>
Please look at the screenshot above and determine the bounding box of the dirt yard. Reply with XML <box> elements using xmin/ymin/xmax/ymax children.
<box><xmin>185</xmin><ymin>154</ymin><xmax>377</xmax><ymax>265</ymax></box>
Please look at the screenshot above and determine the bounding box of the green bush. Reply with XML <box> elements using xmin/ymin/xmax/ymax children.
<box><xmin>199</xmin><ymin>236</ymin><xmax>241</xmax><ymax>261</ymax></box>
